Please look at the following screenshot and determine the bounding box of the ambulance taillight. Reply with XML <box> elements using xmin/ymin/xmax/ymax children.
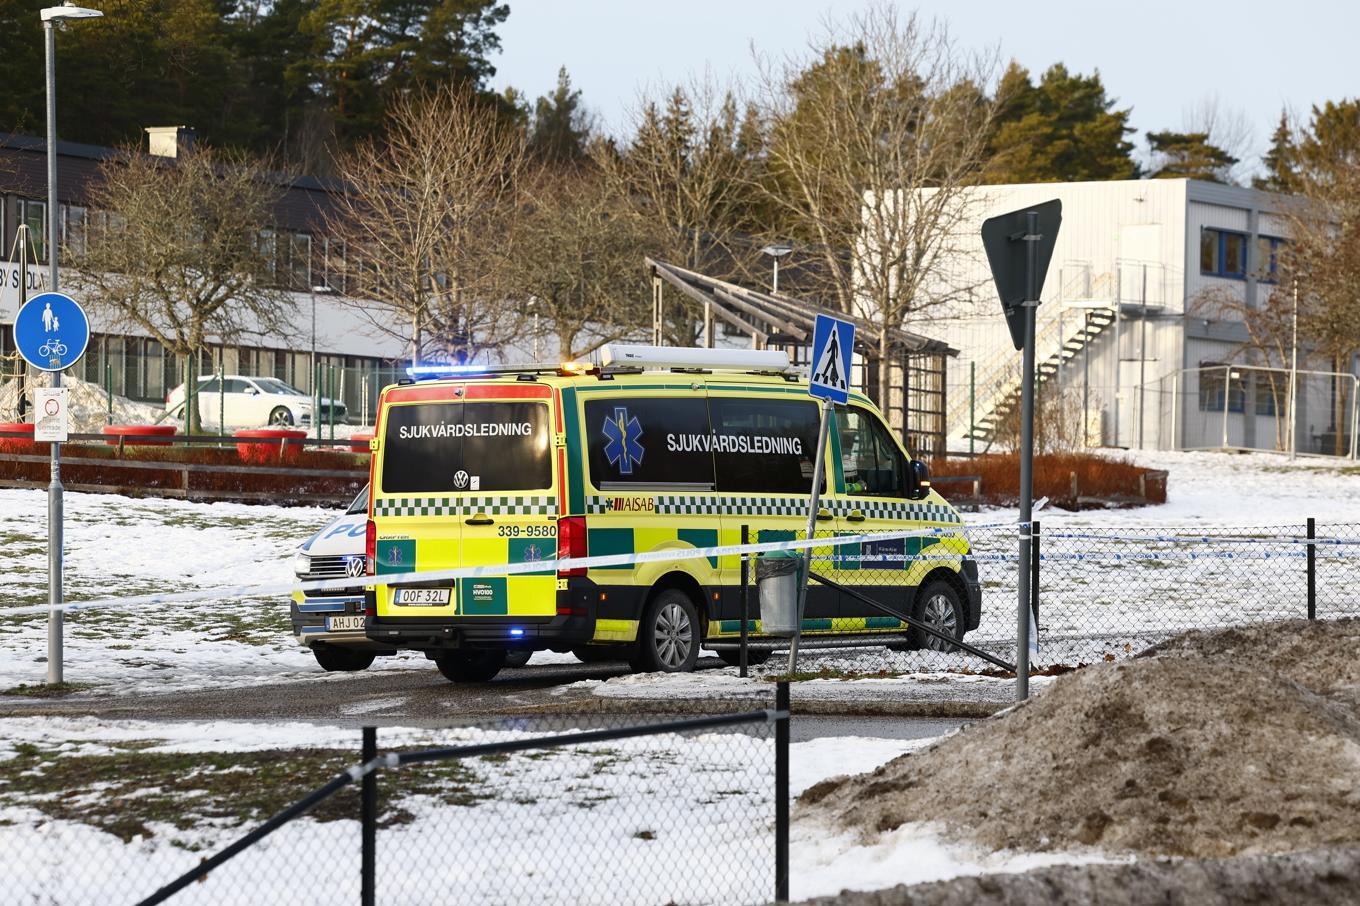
<box><xmin>365</xmin><ymin>519</ymin><xmax>376</xmax><ymax>576</ymax></box>
<box><xmin>557</xmin><ymin>516</ymin><xmax>587</xmax><ymax>577</ymax></box>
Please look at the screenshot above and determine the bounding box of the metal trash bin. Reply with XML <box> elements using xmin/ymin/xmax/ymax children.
<box><xmin>757</xmin><ymin>550</ymin><xmax>803</xmax><ymax>636</ymax></box>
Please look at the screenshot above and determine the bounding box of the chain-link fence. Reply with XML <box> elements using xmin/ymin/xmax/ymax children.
<box><xmin>6</xmin><ymin>707</ymin><xmax>787</xmax><ymax>906</ymax></box>
<box><xmin>728</xmin><ymin>521</ymin><xmax>1360</xmax><ymax>678</ymax></box>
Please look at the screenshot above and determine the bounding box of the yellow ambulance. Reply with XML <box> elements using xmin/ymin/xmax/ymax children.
<box><xmin>363</xmin><ymin>346</ymin><xmax>980</xmax><ymax>682</ymax></box>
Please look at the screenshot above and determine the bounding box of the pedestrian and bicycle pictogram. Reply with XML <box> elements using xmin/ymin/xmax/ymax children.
<box><xmin>14</xmin><ymin>291</ymin><xmax>90</xmax><ymax>372</ymax></box>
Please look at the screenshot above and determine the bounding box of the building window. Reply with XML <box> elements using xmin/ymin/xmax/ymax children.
<box><xmin>18</xmin><ymin>199</ymin><xmax>47</xmax><ymax>262</ymax></box>
<box><xmin>1200</xmin><ymin>228</ymin><xmax>1248</xmax><ymax>279</ymax></box>
<box><xmin>321</xmin><ymin>237</ymin><xmax>345</xmax><ymax>293</ymax></box>
<box><xmin>1253</xmin><ymin>236</ymin><xmax>1286</xmax><ymax>282</ymax></box>
<box><xmin>1198</xmin><ymin>364</ymin><xmax>1246</xmax><ymax>413</ymax></box>
<box><xmin>61</xmin><ymin>204</ymin><xmax>88</xmax><ymax>258</ymax></box>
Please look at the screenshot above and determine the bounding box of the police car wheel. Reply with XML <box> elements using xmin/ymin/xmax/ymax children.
<box><xmin>312</xmin><ymin>643</ymin><xmax>376</xmax><ymax>672</ymax></box>
<box><xmin>717</xmin><ymin>649</ymin><xmax>771</xmax><ymax>667</ymax></box>
<box><xmin>269</xmin><ymin>406</ymin><xmax>294</xmax><ymax>426</ymax></box>
<box><xmin>504</xmin><ymin>649</ymin><xmax>533</xmax><ymax>668</ymax></box>
<box><xmin>910</xmin><ymin>580</ymin><xmax>964</xmax><ymax>652</ymax></box>
<box><xmin>434</xmin><ymin>649</ymin><xmax>506</xmax><ymax>683</ymax></box>
<box><xmin>630</xmin><ymin>590</ymin><xmax>700</xmax><ymax>673</ymax></box>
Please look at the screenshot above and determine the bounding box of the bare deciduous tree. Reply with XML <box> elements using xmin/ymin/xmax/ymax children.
<box><xmin>327</xmin><ymin>88</ymin><xmax>524</xmax><ymax>365</ymax></box>
<box><xmin>507</xmin><ymin>166</ymin><xmax>662</xmax><ymax>360</ymax></box>
<box><xmin>755</xmin><ymin>5</ymin><xmax>1000</xmax><ymax>406</ymax></box>
<box><xmin>74</xmin><ymin>146</ymin><xmax>290</xmax><ymax>433</ymax></box>
<box><xmin>1181</xmin><ymin>95</ymin><xmax>1258</xmax><ymax>186</ymax></box>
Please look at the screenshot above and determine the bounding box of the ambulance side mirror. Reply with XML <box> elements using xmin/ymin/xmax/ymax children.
<box><xmin>905</xmin><ymin>459</ymin><xmax>931</xmax><ymax>500</ymax></box>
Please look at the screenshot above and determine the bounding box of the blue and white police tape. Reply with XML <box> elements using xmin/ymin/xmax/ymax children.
<box><xmin>1041</xmin><ymin>530</ymin><xmax>1360</xmax><ymax>546</ymax></box>
<box><xmin>5</xmin><ymin>521</ymin><xmax>1010</xmax><ymax>618</ymax></box>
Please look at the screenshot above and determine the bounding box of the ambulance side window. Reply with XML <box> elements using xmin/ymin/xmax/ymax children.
<box><xmin>837</xmin><ymin>408</ymin><xmax>907</xmax><ymax>497</ymax></box>
<box><xmin>586</xmin><ymin>397</ymin><xmax>715</xmax><ymax>489</ymax></box>
<box><xmin>709</xmin><ymin>397</ymin><xmax>824</xmax><ymax>494</ymax></box>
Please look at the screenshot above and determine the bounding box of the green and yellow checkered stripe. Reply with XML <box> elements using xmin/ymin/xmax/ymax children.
<box><xmin>374</xmin><ymin>496</ymin><xmax>559</xmax><ymax>517</ymax></box>
<box><xmin>584</xmin><ymin>494</ymin><xmax>960</xmax><ymax>523</ymax></box>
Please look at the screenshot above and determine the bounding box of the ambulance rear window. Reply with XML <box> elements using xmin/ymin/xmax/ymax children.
<box><xmin>381</xmin><ymin>401</ymin><xmax>551</xmax><ymax>494</ymax></box>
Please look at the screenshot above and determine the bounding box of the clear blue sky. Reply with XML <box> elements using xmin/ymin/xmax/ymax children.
<box><xmin>491</xmin><ymin>0</ymin><xmax>1352</xmax><ymax>169</ymax></box>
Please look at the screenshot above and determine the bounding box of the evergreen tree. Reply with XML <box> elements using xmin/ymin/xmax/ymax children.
<box><xmin>983</xmin><ymin>62</ymin><xmax>1138</xmax><ymax>183</ymax></box>
<box><xmin>1294</xmin><ymin>99</ymin><xmax>1360</xmax><ymax>185</ymax></box>
<box><xmin>1254</xmin><ymin>111</ymin><xmax>1297</xmax><ymax>192</ymax></box>
<box><xmin>1146</xmin><ymin>130</ymin><xmax>1237</xmax><ymax>182</ymax></box>
<box><xmin>528</xmin><ymin>67</ymin><xmax>590</xmax><ymax>164</ymax></box>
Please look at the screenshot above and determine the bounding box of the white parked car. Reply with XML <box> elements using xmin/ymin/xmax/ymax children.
<box><xmin>291</xmin><ymin>486</ymin><xmax>531</xmax><ymax>672</ymax></box>
<box><xmin>166</xmin><ymin>375</ymin><xmax>346</xmax><ymax>428</ymax></box>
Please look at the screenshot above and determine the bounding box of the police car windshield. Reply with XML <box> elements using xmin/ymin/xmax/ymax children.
<box><xmin>346</xmin><ymin>485</ymin><xmax>369</xmax><ymax>514</ymax></box>
<box><xmin>381</xmin><ymin>401</ymin><xmax>551</xmax><ymax>493</ymax></box>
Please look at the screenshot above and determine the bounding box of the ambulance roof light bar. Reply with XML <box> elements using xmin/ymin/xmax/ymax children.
<box><xmin>405</xmin><ymin>362</ymin><xmax>584</xmax><ymax>380</ymax></box>
<box><xmin>599</xmin><ymin>345</ymin><xmax>796</xmax><ymax>373</ymax></box>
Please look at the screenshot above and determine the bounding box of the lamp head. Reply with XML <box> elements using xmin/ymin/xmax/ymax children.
<box><xmin>41</xmin><ymin>3</ymin><xmax>103</xmax><ymax>21</ymax></box>
<box><xmin>761</xmin><ymin>244</ymin><xmax>793</xmax><ymax>258</ymax></box>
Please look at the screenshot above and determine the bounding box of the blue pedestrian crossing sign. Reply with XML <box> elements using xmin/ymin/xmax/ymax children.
<box><xmin>14</xmin><ymin>291</ymin><xmax>91</xmax><ymax>372</ymax></box>
<box><xmin>808</xmin><ymin>313</ymin><xmax>854</xmax><ymax>405</ymax></box>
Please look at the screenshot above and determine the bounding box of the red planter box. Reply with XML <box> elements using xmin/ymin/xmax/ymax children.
<box><xmin>102</xmin><ymin>425</ymin><xmax>179</xmax><ymax>446</ymax></box>
<box><xmin>234</xmin><ymin>428</ymin><xmax>308</xmax><ymax>464</ymax></box>
<box><xmin>0</xmin><ymin>422</ymin><xmax>39</xmax><ymax>453</ymax></box>
<box><xmin>349</xmin><ymin>431</ymin><xmax>375</xmax><ymax>454</ymax></box>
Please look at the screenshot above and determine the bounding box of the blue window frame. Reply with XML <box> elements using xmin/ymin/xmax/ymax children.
<box><xmin>1200</xmin><ymin>228</ymin><xmax>1247</xmax><ymax>279</ymax></box>
<box><xmin>1253</xmin><ymin>236</ymin><xmax>1286</xmax><ymax>282</ymax></box>
<box><xmin>1198</xmin><ymin>364</ymin><xmax>1246</xmax><ymax>413</ymax></box>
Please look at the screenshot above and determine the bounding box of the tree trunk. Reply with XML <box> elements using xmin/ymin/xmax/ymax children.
<box><xmin>877</xmin><ymin>327</ymin><xmax>891</xmax><ymax>429</ymax></box>
<box><xmin>410</xmin><ymin>314</ymin><xmax>422</xmax><ymax>368</ymax></box>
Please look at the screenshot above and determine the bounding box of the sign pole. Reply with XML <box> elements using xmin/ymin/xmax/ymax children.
<box><xmin>44</xmin><ymin>17</ymin><xmax>65</xmax><ymax>685</ymax></box>
<box><xmin>787</xmin><ymin>395</ymin><xmax>833</xmax><ymax>676</ymax></box>
<box><xmin>1014</xmin><ymin>210</ymin><xmax>1039</xmax><ymax>701</ymax></box>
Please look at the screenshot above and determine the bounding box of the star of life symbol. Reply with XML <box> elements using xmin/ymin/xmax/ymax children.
<box><xmin>345</xmin><ymin>555</ymin><xmax>365</xmax><ymax>578</ymax></box>
<box><xmin>388</xmin><ymin>546</ymin><xmax>402</xmax><ymax>566</ymax></box>
<box><xmin>602</xmin><ymin>406</ymin><xmax>644</xmax><ymax>475</ymax></box>
<box><xmin>523</xmin><ymin>543</ymin><xmax>544</xmax><ymax>562</ymax></box>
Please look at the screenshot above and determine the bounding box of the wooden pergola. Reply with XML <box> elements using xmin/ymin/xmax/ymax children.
<box><xmin>647</xmin><ymin>258</ymin><xmax>957</xmax><ymax>458</ymax></box>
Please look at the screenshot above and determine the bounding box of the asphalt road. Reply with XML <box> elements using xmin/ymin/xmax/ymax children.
<box><xmin>0</xmin><ymin>655</ymin><xmax>970</xmax><ymax>741</ymax></box>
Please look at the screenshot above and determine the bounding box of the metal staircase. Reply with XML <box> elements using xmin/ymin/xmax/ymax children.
<box><xmin>950</xmin><ymin>305</ymin><xmax>1116</xmax><ymax>450</ymax></box>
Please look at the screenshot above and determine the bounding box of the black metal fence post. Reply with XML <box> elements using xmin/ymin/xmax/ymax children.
<box><xmin>1307</xmin><ymin>517</ymin><xmax>1316</xmax><ymax>620</ymax></box>
<box><xmin>740</xmin><ymin>524</ymin><xmax>750</xmax><ymax>677</ymax></box>
<box><xmin>362</xmin><ymin>726</ymin><xmax>377</xmax><ymax>906</ymax></box>
<box><xmin>775</xmin><ymin>680</ymin><xmax>789</xmax><ymax>903</ymax></box>
<box><xmin>1030</xmin><ymin>519</ymin><xmax>1041</xmax><ymax>629</ymax></box>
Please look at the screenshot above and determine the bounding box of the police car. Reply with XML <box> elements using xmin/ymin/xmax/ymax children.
<box><xmin>362</xmin><ymin>346</ymin><xmax>981</xmax><ymax>683</ymax></box>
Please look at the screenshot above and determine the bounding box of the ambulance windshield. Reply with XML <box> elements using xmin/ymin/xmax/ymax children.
<box><xmin>381</xmin><ymin>401</ymin><xmax>551</xmax><ymax>494</ymax></box>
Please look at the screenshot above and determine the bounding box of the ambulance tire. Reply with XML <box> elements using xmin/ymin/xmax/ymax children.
<box><xmin>504</xmin><ymin>649</ymin><xmax>532</xmax><ymax>668</ymax></box>
<box><xmin>311</xmin><ymin>643</ymin><xmax>376</xmax><ymax>672</ymax></box>
<box><xmin>434</xmin><ymin>649</ymin><xmax>506</xmax><ymax>683</ymax></box>
<box><xmin>630</xmin><ymin>589</ymin><xmax>701</xmax><ymax>673</ymax></box>
<box><xmin>910</xmin><ymin>580</ymin><xmax>965</xmax><ymax>652</ymax></box>
<box><xmin>717</xmin><ymin>649</ymin><xmax>771</xmax><ymax>668</ymax></box>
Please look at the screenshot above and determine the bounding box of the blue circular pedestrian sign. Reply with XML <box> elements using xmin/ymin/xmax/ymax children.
<box><xmin>14</xmin><ymin>291</ymin><xmax>90</xmax><ymax>372</ymax></box>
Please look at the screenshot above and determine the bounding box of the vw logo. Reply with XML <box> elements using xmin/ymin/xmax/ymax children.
<box><xmin>345</xmin><ymin>556</ymin><xmax>365</xmax><ymax>578</ymax></box>
<box><xmin>453</xmin><ymin>470</ymin><xmax>470</xmax><ymax>490</ymax></box>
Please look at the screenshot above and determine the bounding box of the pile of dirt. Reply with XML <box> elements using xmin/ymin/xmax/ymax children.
<box><xmin>802</xmin><ymin>619</ymin><xmax>1360</xmax><ymax>859</ymax></box>
<box><xmin>797</xmin><ymin>846</ymin><xmax>1360</xmax><ymax>906</ymax></box>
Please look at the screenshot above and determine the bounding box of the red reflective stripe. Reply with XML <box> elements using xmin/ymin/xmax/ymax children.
<box><xmin>463</xmin><ymin>384</ymin><xmax>552</xmax><ymax>400</ymax></box>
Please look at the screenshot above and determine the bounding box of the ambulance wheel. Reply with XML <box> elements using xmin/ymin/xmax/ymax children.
<box><xmin>717</xmin><ymin>649</ymin><xmax>771</xmax><ymax>668</ymax></box>
<box><xmin>434</xmin><ymin>649</ymin><xmax>506</xmax><ymax>683</ymax></box>
<box><xmin>910</xmin><ymin>580</ymin><xmax>965</xmax><ymax>652</ymax></box>
<box><xmin>504</xmin><ymin>649</ymin><xmax>532</xmax><ymax>668</ymax></box>
<box><xmin>311</xmin><ymin>643</ymin><xmax>376</xmax><ymax>672</ymax></box>
<box><xmin>630</xmin><ymin>589</ymin><xmax>700</xmax><ymax>673</ymax></box>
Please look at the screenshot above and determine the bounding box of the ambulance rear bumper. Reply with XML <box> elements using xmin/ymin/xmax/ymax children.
<box><xmin>363</xmin><ymin>585</ymin><xmax>596</xmax><ymax>651</ymax></box>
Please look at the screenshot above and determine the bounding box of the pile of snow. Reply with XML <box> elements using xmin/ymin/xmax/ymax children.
<box><xmin>801</xmin><ymin>618</ymin><xmax>1360</xmax><ymax>860</ymax></box>
<box><xmin>0</xmin><ymin>372</ymin><xmax>164</xmax><ymax>430</ymax></box>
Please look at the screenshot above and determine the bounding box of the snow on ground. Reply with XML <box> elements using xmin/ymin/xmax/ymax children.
<box><xmin>0</xmin><ymin>716</ymin><xmax>1111</xmax><ymax>905</ymax></box>
<box><xmin>1</xmin><ymin>449</ymin><xmax>1358</xmax><ymax>695</ymax></box>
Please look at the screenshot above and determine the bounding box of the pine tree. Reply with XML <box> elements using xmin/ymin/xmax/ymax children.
<box><xmin>983</xmin><ymin>63</ymin><xmax>1138</xmax><ymax>183</ymax></box>
<box><xmin>1254</xmin><ymin>111</ymin><xmax>1297</xmax><ymax>192</ymax></box>
<box><xmin>529</xmin><ymin>67</ymin><xmax>590</xmax><ymax>164</ymax></box>
<box><xmin>1146</xmin><ymin>130</ymin><xmax>1237</xmax><ymax>182</ymax></box>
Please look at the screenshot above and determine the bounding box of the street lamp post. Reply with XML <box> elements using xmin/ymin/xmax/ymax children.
<box><xmin>310</xmin><ymin>283</ymin><xmax>333</xmax><ymax>440</ymax></box>
<box><xmin>41</xmin><ymin>2</ymin><xmax>103</xmax><ymax>686</ymax></box>
<box><xmin>761</xmin><ymin>244</ymin><xmax>793</xmax><ymax>294</ymax></box>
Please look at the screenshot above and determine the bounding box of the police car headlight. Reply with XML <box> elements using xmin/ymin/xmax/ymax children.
<box><xmin>292</xmin><ymin>552</ymin><xmax>312</xmax><ymax>578</ymax></box>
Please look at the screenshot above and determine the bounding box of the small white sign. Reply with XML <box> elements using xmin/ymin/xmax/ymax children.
<box><xmin>34</xmin><ymin>387</ymin><xmax>69</xmax><ymax>442</ymax></box>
